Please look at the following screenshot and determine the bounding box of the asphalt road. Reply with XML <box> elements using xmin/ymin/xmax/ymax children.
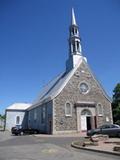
<box><xmin>0</xmin><ymin>131</ymin><xmax>119</xmax><ymax>160</ymax></box>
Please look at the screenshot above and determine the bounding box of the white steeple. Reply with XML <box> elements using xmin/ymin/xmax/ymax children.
<box><xmin>66</xmin><ymin>8</ymin><xmax>87</xmax><ymax>72</ymax></box>
<box><xmin>69</xmin><ymin>8</ymin><xmax>82</xmax><ymax>55</ymax></box>
<box><xmin>71</xmin><ymin>8</ymin><xmax>77</xmax><ymax>25</ymax></box>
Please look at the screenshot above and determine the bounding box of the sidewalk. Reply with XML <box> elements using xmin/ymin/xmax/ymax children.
<box><xmin>34</xmin><ymin>132</ymin><xmax>86</xmax><ymax>138</ymax></box>
<box><xmin>34</xmin><ymin>133</ymin><xmax>120</xmax><ymax>156</ymax></box>
<box><xmin>71</xmin><ymin>138</ymin><xmax>120</xmax><ymax>156</ymax></box>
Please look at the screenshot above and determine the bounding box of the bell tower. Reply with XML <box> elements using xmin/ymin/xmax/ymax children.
<box><xmin>69</xmin><ymin>8</ymin><xmax>82</xmax><ymax>55</ymax></box>
<box><xmin>66</xmin><ymin>8</ymin><xmax>86</xmax><ymax>72</ymax></box>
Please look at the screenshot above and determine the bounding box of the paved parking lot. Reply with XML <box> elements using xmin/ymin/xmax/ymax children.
<box><xmin>0</xmin><ymin>131</ymin><xmax>14</xmax><ymax>142</ymax></box>
<box><xmin>0</xmin><ymin>131</ymin><xmax>119</xmax><ymax>160</ymax></box>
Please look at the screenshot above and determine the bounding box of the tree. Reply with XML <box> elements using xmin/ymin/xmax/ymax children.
<box><xmin>0</xmin><ymin>114</ymin><xmax>5</xmax><ymax>120</ymax></box>
<box><xmin>112</xmin><ymin>83</ymin><xmax>120</xmax><ymax>125</ymax></box>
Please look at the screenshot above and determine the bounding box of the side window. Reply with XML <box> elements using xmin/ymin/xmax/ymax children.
<box><xmin>105</xmin><ymin>125</ymin><xmax>110</xmax><ymax>129</ymax></box>
<box><xmin>65</xmin><ymin>102</ymin><xmax>72</xmax><ymax>116</ymax></box>
<box><xmin>75</xmin><ymin>28</ymin><xmax>77</xmax><ymax>34</ymax></box>
<box><xmin>72</xmin><ymin>28</ymin><xmax>74</xmax><ymax>35</ymax></box>
<box><xmin>77</xmin><ymin>41</ymin><xmax>80</xmax><ymax>51</ymax></box>
<box><xmin>73</xmin><ymin>42</ymin><xmax>75</xmax><ymax>52</ymax></box>
<box><xmin>16</xmin><ymin>116</ymin><xmax>20</xmax><ymax>125</ymax></box>
<box><xmin>41</xmin><ymin>107</ymin><xmax>46</xmax><ymax>124</ymax></box>
<box><xmin>111</xmin><ymin>124</ymin><xmax>119</xmax><ymax>128</ymax></box>
<box><xmin>28</xmin><ymin>112</ymin><xmax>31</xmax><ymax>121</ymax></box>
<box><xmin>34</xmin><ymin>109</ymin><xmax>37</xmax><ymax>121</ymax></box>
<box><xmin>97</xmin><ymin>103</ymin><xmax>103</xmax><ymax>116</ymax></box>
<box><xmin>102</xmin><ymin>125</ymin><xmax>110</xmax><ymax>129</ymax></box>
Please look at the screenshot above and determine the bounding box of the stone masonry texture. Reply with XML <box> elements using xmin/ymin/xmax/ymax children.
<box><xmin>54</xmin><ymin>61</ymin><xmax>113</xmax><ymax>133</ymax></box>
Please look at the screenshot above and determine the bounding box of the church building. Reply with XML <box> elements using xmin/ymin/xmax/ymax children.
<box><xmin>27</xmin><ymin>9</ymin><xmax>113</xmax><ymax>134</ymax></box>
<box><xmin>5</xmin><ymin>9</ymin><xmax>113</xmax><ymax>134</ymax></box>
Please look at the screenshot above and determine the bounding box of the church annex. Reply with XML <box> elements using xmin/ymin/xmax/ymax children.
<box><xmin>26</xmin><ymin>9</ymin><xmax>113</xmax><ymax>134</ymax></box>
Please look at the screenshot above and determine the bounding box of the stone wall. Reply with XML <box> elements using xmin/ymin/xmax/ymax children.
<box><xmin>53</xmin><ymin>61</ymin><xmax>112</xmax><ymax>133</ymax></box>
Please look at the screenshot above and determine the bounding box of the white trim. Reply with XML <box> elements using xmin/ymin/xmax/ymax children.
<box><xmin>76</xmin><ymin>101</ymin><xmax>95</xmax><ymax>105</ymax></box>
<box><xmin>76</xmin><ymin>107</ymin><xmax>80</xmax><ymax>131</ymax></box>
<box><xmin>65</xmin><ymin>102</ymin><xmax>72</xmax><ymax>117</ymax></box>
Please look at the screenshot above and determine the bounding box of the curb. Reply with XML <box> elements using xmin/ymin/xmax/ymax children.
<box><xmin>71</xmin><ymin>142</ymin><xmax>120</xmax><ymax>156</ymax></box>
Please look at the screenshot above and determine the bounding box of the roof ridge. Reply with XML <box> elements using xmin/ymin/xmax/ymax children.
<box><xmin>40</xmin><ymin>72</ymin><xmax>66</xmax><ymax>101</ymax></box>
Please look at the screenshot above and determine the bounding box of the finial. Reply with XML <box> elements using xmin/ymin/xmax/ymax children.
<box><xmin>72</xmin><ymin>8</ymin><xmax>77</xmax><ymax>25</ymax></box>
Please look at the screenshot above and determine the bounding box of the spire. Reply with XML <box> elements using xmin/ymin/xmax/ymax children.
<box><xmin>69</xmin><ymin>8</ymin><xmax>82</xmax><ymax>55</ymax></box>
<box><xmin>66</xmin><ymin>8</ymin><xmax>86</xmax><ymax>72</ymax></box>
<box><xmin>71</xmin><ymin>8</ymin><xmax>77</xmax><ymax>25</ymax></box>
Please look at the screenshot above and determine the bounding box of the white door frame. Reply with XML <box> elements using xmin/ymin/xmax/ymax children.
<box><xmin>81</xmin><ymin>115</ymin><xmax>87</xmax><ymax>131</ymax></box>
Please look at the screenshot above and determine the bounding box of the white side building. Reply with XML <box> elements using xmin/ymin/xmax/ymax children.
<box><xmin>5</xmin><ymin>103</ymin><xmax>31</xmax><ymax>131</ymax></box>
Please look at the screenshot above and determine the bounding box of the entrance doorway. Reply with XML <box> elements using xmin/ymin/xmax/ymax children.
<box><xmin>86</xmin><ymin>116</ymin><xmax>92</xmax><ymax>130</ymax></box>
<box><xmin>81</xmin><ymin>109</ymin><xmax>92</xmax><ymax>131</ymax></box>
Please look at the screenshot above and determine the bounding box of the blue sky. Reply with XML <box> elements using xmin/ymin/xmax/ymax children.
<box><xmin>0</xmin><ymin>0</ymin><xmax>120</xmax><ymax>114</ymax></box>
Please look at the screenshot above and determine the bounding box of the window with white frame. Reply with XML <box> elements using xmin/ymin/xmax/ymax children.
<box><xmin>16</xmin><ymin>116</ymin><xmax>20</xmax><ymax>125</ymax></box>
<box><xmin>41</xmin><ymin>107</ymin><xmax>46</xmax><ymax>124</ymax></box>
<box><xmin>65</xmin><ymin>102</ymin><xmax>72</xmax><ymax>116</ymax></box>
<box><xmin>97</xmin><ymin>103</ymin><xmax>103</xmax><ymax>116</ymax></box>
<box><xmin>34</xmin><ymin>109</ymin><xmax>37</xmax><ymax>120</ymax></box>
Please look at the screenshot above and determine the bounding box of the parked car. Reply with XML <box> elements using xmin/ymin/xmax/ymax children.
<box><xmin>11</xmin><ymin>125</ymin><xmax>23</xmax><ymax>135</ymax></box>
<box><xmin>87</xmin><ymin>124</ymin><xmax>120</xmax><ymax>137</ymax></box>
<box><xmin>11</xmin><ymin>125</ymin><xmax>39</xmax><ymax>135</ymax></box>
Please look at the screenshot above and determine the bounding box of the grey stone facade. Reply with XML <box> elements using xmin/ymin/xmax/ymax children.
<box><xmin>53</xmin><ymin>61</ymin><xmax>112</xmax><ymax>134</ymax></box>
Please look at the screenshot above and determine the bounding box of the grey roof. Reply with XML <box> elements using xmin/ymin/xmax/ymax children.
<box><xmin>28</xmin><ymin>57</ymin><xmax>111</xmax><ymax>110</ymax></box>
<box><xmin>27</xmin><ymin>58</ymin><xmax>83</xmax><ymax>110</ymax></box>
<box><xmin>6</xmin><ymin>103</ymin><xmax>32</xmax><ymax>111</ymax></box>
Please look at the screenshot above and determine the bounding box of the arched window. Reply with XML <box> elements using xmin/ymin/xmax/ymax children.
<box><xmin>65</xmin><ymin>102</ymin><xmax>72</xmax><ymax>116</ymax></box>
<box><xmin>81</xmin><ymin>109</ymin><xmax>92</xmax><ymax>116</ymax></box>
<box><xmin>16</xmin><ymin>116</ymin><xmax>20</xmax><ymax>125</ymax></box>
<box><xmin>77</xmin><ymin>41</ymin><xmax>80</xmax><ymax>51</ymax></box>
<box><xmin>72</xmin><ymin>28</ymin><xmax>74</xmax><ymax>35</ymax></box>
<box><xmin>75</xmin><ymin>28</ymin><xmax>77</xmax><ymax>34</ymax></box>
<box><xmin>97</xmin><ymin>103</ymin><xmax>103</xmax><ymax>116</ymax></box>
<box><xmin>73</xmin><ymin>42</ymin><xmax>76</xmax><ymax>52</ymax></box>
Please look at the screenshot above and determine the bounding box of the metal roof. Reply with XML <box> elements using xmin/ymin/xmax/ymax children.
<box><xmin>6</xmin><ymin>103</ymin><xmax>32</xmax><ymax>111</ymax></box>
<box><xmin>28</xmin><ymin>57</ymin><xmax>111</xmax><ymax>110</ymax></box>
